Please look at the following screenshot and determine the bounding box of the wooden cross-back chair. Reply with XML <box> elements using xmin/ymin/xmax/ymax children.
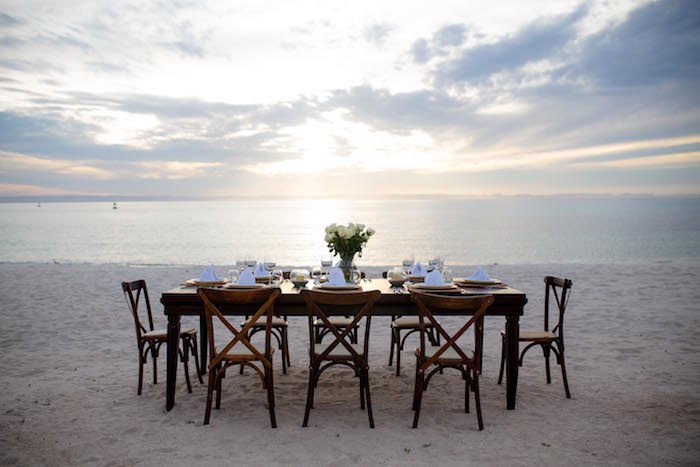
<box><xmin>197</xmin><ymin>287</ymin><xmax>281</xmax><ymax>427</ymax></box>
<box><xmin>498</xmin><ymin>276</ymin><xmax>573</xmax><ymax>398</ymax></box>
<box><xmin>121</xmin><ymin>280</ymin><xmax>202</xmax><ymax>395</ymax></box>
<box><xmin>300</xmin><ymin>289</ymin><xmax>381</xmax><ymax>428</ymax></box>
<box><xmin>410</xmin><ymin>290</ymin><xmax>494</xmax><ymax>430</ymax></box>
<box><xmin>241</xmin><ymin>313</ymin><xmax>291</xmax><ymax>374</ymax></box>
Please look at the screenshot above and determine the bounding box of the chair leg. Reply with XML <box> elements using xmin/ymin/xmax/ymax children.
<box><xmin>412</xmin><ymin>372</ymin><xmax>425</xmax><ymax>428</ymax></box>
<box><xmin>473</xmin><ymin>373</ymin><xmax>484</xmax><ymax>431</ymax></box>
<box><xmin>280</xmin><ymin>329</ymin><xmax>288</xmax><ymax>375</ymax></box>
<box><xmin>302</xmin><ymin>365</ymin><xmax>317</xmax><ymax>427</ymax></box>
<box><xmin>137</xmin><ymin>349</ymin><xmax>144</xmax><ymax>395</ymax></box>
<box><xmin>465</xmin><ymin>371</ymin><xmax>470</xmax><ymax>413</ymax></box>
<box><xmin>152</xmin><ymin>347</ymin><xmax>158</xmax><ymax>384</ymax></box>
<box><xmin>364</xmin><ymin>370</ymin><xmax>375</xmax><ymax>428</ymax></box>
<box><xmin>395</xmin><ymin>329</ymin><xmax>402</xmax><ymax>377</ymax></box>
<box><xmin>180</xmin><ymin>340</ymin><xmax>192</xmax><ymax>393</ymax></box>
<box><xmin>497</xmin><ymin>333</ymin><xmax>506</xmax><ymax>385</ymax></box>
<box><xmin>388</xmin><ymin>326</ymin><xmax>395</xmax><ymax>367</ymax></box>
<box><xmin>215</xmin><ymin>365</ymin><xmax>223</xmax><ymax>409</ymax></box>
<box><xmin>191</xmin><ymin>335</ymin><xmax>203</xmax><ymax>384</ymax></box>
<box><xmin>267</xmin><ymin>367</ymin><xmax>277</xmax><ymax>428</ymax></box>
<box><xmin>543</xmin><ymin>344</ymin><xmax>552</xmax><ymax>384</ymax></box>
<box><xmin>285</xmin><ymin>329</ymin><xmax>291</xmax><ymax>368</ymax></box>
<box><xmin>204</xmin><ymin>370</ymin><xmax>215</xmax><ymax>425</ymax></box>
<box><xmin>359</xmin><ymin>369</ymin><xmax>366</xmax><ymax>410</ymax></box>
<box><xmin>560</xmin><ymin>351</ymin><xmax>571</xmax><ymax>398</ymax></box>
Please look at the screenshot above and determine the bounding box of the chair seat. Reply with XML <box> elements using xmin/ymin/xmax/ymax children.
<box><xmin>415</xmin><ymin>345</ymin><xmax>474</xmax><ymax>363</ymax></box>
<box><xmin>314</xmin><ymin>317</ymin><xmax>357</xmax><ymax>327</ymax></box>
<box><xmin>312</xmin><ymin>343</ymin><xmax>364</xmax><ymax>358</ymax></box>
<box><xmin>214</xmin><ymin>345</ymin><xmax>275</xmax><ymax>360</ymax></box>
<box><xmin>392</xmin><ymin>316</ymin><xmax>437</xmax><ymax>328</ymax></box>
<box><xmin>242</xmin><ymin>317</ymin><xmax>288</xmax><ymax>327</ymax></box>
<box><xmin>143</xmin><ymin>327</ymin><xmax>196</xmax><ymax>340</ymax></box>
<box><xmin>501</xmin><ymin>329</ymin><xmax>558</xmax><ymax>341</ymax></box>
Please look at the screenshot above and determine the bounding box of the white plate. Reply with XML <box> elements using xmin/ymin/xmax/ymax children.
<box><xmin>185</xmin><ymin>279</ymin><xmax>227</xmax><ymax>287</ymax></box>
<box><xmin>453</xmin><ymin>278</ymin><xmax>502</xmax><ymax>286</ymax></box>
<box><xmin>316</xmin><ymin>284</ymin><xmax>361</xmax><ymax>290</ymax></box>
<box><xmin>409</xmin><ymin>284</ymin><xmax>459</xmax><ymax>290</ymax></box>
<box><xmin>223</xmin><ymin>283</ymin><xmax>265</xmax><ymax>289</ymax></box>
<box><xmin>407</xmin><ymin>275</ymin><xmax>425</xmax><ymax>283</ymax></box>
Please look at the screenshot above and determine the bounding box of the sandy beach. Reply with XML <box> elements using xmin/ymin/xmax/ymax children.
<box><xmin>1</xmin><ymin>261</ymin><xmax>699</xmax><ymax>466</ymax></box>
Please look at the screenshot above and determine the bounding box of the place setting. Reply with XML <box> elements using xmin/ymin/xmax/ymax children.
<box><xmin>453</xmin><ymin>266</ymin><xmax>506</xmax><ymax>290</ymax></box>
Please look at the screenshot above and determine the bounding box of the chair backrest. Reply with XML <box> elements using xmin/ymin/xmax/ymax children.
<box><xmin>121</xmin><ymin>279</ymin><xmax>154</xmax><ymax>344</ymax></box>
<box><xmin>410</xmin><ymin>290</ymin><xmax>494</xmax><ymax>372</ymax></box>
<box><xmin>197</xmin><ymin>287</ymin><xmax>281</xmax><ymax>371</ymax></box>
<box><xmin>544</xmin><ymin>276</ymin><xmax>573</xmax><ymax>339</ymax></box>
<box><xmin>300</xmin><ymin>289</ymin><xmax>381</xmax><ymax>368</ymax></box>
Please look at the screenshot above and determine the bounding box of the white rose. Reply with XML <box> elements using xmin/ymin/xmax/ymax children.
<box><xmin>324</xmin><ymin>232</ymin><xmax>333</xmax><ymax>243</ymax></box>
<box><xmin>367</xmin><ymin>227</ymin><xmax>375</xmax><ymax>236</ymax></box>
<box><xmin>338</xmin><ymin>226</ymin><xmax>352</xmax><ymax>239</ymax></box>
<box><xmin>325</xmin><ymin>223</ymin><xmax>338</xmax><ymax>234</ymax></box>
<box><xmin>356</xmin><ymin>223</ymin><xmax>365</xmax><ymax>231</ymax></box>
<box><xmin>347</xmin><ymin>222</ymin><xmax>355</xmax><ymax>232</ymax></box>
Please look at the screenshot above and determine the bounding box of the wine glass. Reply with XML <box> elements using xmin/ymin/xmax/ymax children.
<box><xmin>228</xmin><ymin>269</ymin><xmax>239</xmax><ymax>284</ymax></box>
<box><xmin>245</xmin><ymin>253</ymin><xmax>257</xmax><ymax>268</ymax></box>
<box><xmin>321</xmin><ymin>254</ymin><xmax>333</xmax><ymax>275</ymax></box>
<box><xmin>264</xmin><ymin>255</ymin><xmax>276</xmax><ymax>274</ymax></box>
<box><xmin>235</xmin><ymin>255</ymin><xmax>246</xmax><ymax>272</ymax></box>
<box><xmin>272</xmin><ymin>269</ymin><xmax>283</xmax><ymax>286</ymax></box>
<box><xmin>311</xmin><ymin>266</ymin><xmax>322</xmax><ymax>283</ymax></box>
<box><xmin>402</xmin><ymin>254</ymin><xmax>414</xmax><ymax>274</ymax></box>
<box><xmin>442</xmin><ymin>268</ymin><xmax>453</xmax><ymax>283</ymax></box>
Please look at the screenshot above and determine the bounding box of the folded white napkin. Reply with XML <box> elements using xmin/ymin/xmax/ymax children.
<box><xmin>411</xmin><ymin>262</ymin><xmax>427</xmax><ymax>276</ymax></box>
<box><xmin>237</xmin><ymin>268</ymin><xmax>255</xmax><ymax>285</ymax></box>
<box><xmin>199</xmin><ymin>264</ymin><xmax>220</xmax><ymax>281</ymax></box>
<box><xmin>328</xmin><ymin>267</ymin><xmax>346</xmax><ymax>286</ymax></box>
<box><xmin>425</xmin><ymin>270</ymin><xmax>445</xmax><ymax>286</ymax></box>
<box><xmin>253</xmin><ymin>262</ymin><xmax>267</xmax><ymax>277</ymax></box>
<box><xmin>468</xmin><ymin>266</ymin><xmax>491</xmax><ymax>281</ymax></box>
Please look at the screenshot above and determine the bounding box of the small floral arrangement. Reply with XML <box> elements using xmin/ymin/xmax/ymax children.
<box><xmin>324</xmin><ymin>222</ymin><xmax>375</xmax><ymax>261</ymax></box>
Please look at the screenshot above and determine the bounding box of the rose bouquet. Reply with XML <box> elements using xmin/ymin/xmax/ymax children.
<box><xmin>324</xmin><ymin>222</ymin><xmax>375</xmax><ymax>262</ymax></box>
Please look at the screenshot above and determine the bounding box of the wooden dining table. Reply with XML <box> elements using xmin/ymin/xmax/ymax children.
<box><xmin>160</xmin><ymin>278</ymin><xmax>527</xmax><ymax>412</ymax></box>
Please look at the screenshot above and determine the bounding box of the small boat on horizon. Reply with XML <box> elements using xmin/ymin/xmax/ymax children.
<box><xmin>113</xmin><ymin>202</ymin><xmax>118</xmax><ymax>210</ymax></box>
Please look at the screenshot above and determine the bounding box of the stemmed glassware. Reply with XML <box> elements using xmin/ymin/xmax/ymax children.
<box><xmin>264</xmin><ymin>255</ymin><xmax>276</xmax><ymax>283</ymax></box>
<box><xmin>235</xmin><ymin>255</ymin><xmax>247</xmax><ymax>272</ymax></box>
<box><xmin>244</xmin><ymin>254</ymin><xmax>257</xmax><ymax>269</ymax></box>
<box><xmin>311</xmin><ymin>266</ymin><xmax>322</xmax><ymax>283</ymax></box>
<box><xmin>402</xmin><ymin>254</ymin><xmax>414</xmax><ymax>274</ymax></box>
<box><xmin>272</xmin><ymin>269</ymin><xmax>283</xmax><ymax>286</ymax></box>
<box><xmin>321</xmin><ymin>254</ymin><xmax>333</xmax><ymax>275</ymax></box>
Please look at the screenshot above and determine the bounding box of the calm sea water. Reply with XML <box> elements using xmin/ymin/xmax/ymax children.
<box><xmin>0</xmin><ymin>197</ymin><xmax>698</xmax><ymax>267</ymax></box>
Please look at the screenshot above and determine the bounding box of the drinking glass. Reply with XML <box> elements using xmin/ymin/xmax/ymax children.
<box><xmin>272</xmin><ymin>269</ymin><xmax>283</xmax><ymax>286</ymax></box>
<box><xmin>244</xmin><ymin>254</ymin><xmax>257</xmax><ymax>268</ymax></box>
<box><xmin>264</xmin><ymin>255</ymin><xmax>277</xmax><ymax>272</ymax></box>
<box><xmin>228</xmin><ymin>269</ymin><xmax>239</xmax><ymax>284</ymax></box>
<box><xmin>442</xmin><ymin>268</ymin><xmax>453</xmax><ymax>283</ymax></box>
<box><xmin>311</xmin><ymin>266</ymin><xmax>322</xmax><ymax>283</ymax></box>
<box><xmin>321</xmin><ymin>254</ymin><xmax>333</xmax><ymax>275</ymax></box>
<box><xmin>235</xmin><ymin>255</ymin><xmax>247</xmax><ymax>272</ymax></box>
<box><xmin>402</xmin><ymin>254</ymin><xmax>414</xmax><ymax>274</ymax></box>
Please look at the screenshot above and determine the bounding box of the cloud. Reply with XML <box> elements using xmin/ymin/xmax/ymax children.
<box><xmin>572</xmin><ymin>151</ymin><xmax>700</xmax><ymax>169</ymax></box>
<box><xmin>0</xmin><ymin>182</ymin><xmax>93</xmax><ymax>196</ymax></box>
<box><xmin>364</xmin><ymin>23</ymin><xmax>393</xmax><ymax>45</ymax></box>
<box><xmin>0</xmin><ymin>150</ymin><xmax>116</xmax><ymax>179</ymax></box>
<box><xmin>569</xmin><ymin>0</ymin><xmax>700</xmax><ymax>88</ymax></box>
<box><xmin>135</xmin><ymin>161</ymin><xmax>223</xmax><ymax>179</ymax></box>
<box><xmin>434</xmin><ymin>6</ymin><xmax>587</xmax><ymax>85</ymax></box>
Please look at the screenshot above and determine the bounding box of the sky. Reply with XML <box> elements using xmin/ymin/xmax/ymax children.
<box><xmin>0</xmin><ymin>0</ymin><xmax>699</xmax><ymax>198</ymax></box>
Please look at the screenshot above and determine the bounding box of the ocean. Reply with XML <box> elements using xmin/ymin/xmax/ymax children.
<box><xmin>1</xmin><ymin>197</ymin><xmax>698</xmax><ymax>267</ymax></box>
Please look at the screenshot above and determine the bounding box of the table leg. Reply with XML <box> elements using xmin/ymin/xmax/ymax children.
<box><xmin>166</xmin><ymin>313</ymin><xmax>181</xmax><ymax>411</ymax></box>
<box><xmin>505</xmin><ymin>314</ymin><xmax>520</xmax><ymax>410</ymax></box>
<box><xmin>199</xmin><ymin>313</ymin><xmax>208</xmax><ymax>375</ymax></box>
